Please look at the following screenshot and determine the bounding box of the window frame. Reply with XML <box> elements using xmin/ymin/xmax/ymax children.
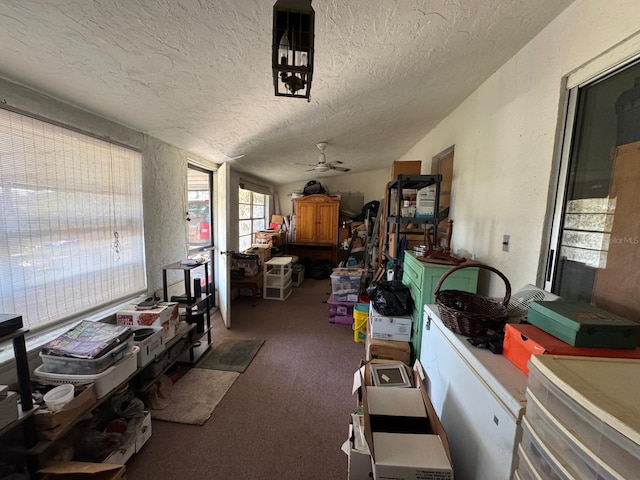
<box><xmin>238</xmin><ymin>187</ymin><xmax>268</xmax><ymax>252</ymax></box>
<box><xmin>545</xmin><ymin>54</ymin><xmax>640</xmax><ymax>297</ymax></box>
<box><xmin>0</xmin><ymin>105</ymin><xmax>146</xmax><ymax>336</ymax></box>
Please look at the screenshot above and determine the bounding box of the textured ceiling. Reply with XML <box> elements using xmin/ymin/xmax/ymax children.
<box><xmin>0</xmin><ymin>0</ymin><xmax>573</xmax><ymax>185</ymax></box>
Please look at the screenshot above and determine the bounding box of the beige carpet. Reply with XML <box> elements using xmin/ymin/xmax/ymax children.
<box><xmin>151</xmin><ymin>368</ymin><xmax>239</xmax><ymax>426</ymax></box>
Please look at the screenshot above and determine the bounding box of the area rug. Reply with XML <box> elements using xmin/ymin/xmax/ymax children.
<box><xmin>196</xmin><ymin>337</ymin><xmax>265</xmax><ymax>373</ymax></box>
<box><xmin>151</xmin><ymin>368</ymin><xmax>239</xmax><ymax>425</ymax></box>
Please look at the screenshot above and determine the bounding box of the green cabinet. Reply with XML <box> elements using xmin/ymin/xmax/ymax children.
<box><xmin>402</xmin><ymin>251</ymin><xmax>479</xmax><ymax>360</ymax></box>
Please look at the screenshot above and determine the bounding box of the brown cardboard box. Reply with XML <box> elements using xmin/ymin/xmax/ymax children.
<box><xmin>254</xmin><ymin>230</ymin><xmax>286</xmax><ymax>246</ymax></box>
<box><xmin>116</xmin><ymin>303</ymin><xmax>179</xmax><ymax>343</ymax></box>
<box><xmin>34</xmin><ymin>384</ymin><xmax>97</xmax><ymax>440</ymax></box>
<box><xmin>246</xmin><ymin>244</ymin><xmax>272</xmax><ymax>264</ymax></box>
<box><xmin>271</xmin><ymin>214</ymin><xmax>284</xmax><ymax>225</ymax></box>
<box><xmin>39</xmin><ymin>461</ymin><xmax>126</xmax><ymax>480</ymax></box>
<box><xmin>391</xmin><ymin>160</ymin><xmax>422</xmax><ymax>179</ymax></box>
<box><xmin>354</xmin><ymin>360</ymin><xmax>453</xmax><ymax>479</ymax></box>
<box><xmin>366</xmin><ymin>334</ymin><xmax>411</xmax><ymax>365</ymax></box>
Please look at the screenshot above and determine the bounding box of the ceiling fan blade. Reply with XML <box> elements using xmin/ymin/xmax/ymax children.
<box><xmin>332</xmin><ymin>166</ymin><xmax>351</xmax><ymax>172</ymax></box>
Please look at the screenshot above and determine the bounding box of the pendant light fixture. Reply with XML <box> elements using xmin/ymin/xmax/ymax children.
<box><xmin>272</xmin><ymin>0</ymin><xmax>315</xmax><ymax>101</ymax></box>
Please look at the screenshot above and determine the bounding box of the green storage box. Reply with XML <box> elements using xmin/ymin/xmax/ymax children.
<box><xmin>528</xmin><ymin>301</ymin><xmax>640</xmax><ymax>349</ymax></box>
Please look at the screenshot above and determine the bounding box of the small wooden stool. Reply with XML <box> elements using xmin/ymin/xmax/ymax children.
<box><xmin>231</xmin><ymin>271</ymin><xmax>263</xmax><ymax>306</ymax></box>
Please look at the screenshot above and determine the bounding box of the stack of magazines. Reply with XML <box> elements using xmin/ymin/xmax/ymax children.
<box><xmin>40</xmin><ymin>321</ymin><xmax>133</xmax><ymax>375</ymax></box>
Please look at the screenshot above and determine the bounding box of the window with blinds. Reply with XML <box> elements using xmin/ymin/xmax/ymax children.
<box><xmin>0</xmin><ymin>108</ymin><xmax>146</xmax><ymax>330</ymax></box>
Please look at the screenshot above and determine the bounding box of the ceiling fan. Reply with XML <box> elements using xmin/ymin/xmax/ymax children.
<box><xmin>302</xmin><ymin>142</ymin><xmax>351</xmax><ymax>173</ymax></box>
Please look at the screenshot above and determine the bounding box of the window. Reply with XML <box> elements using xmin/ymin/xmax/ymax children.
<box><xmin>238</xmin><ymin>188</ymin><xmax>267</xmax><ymax>251</ymax></box>
<box><xmin>548</xmin><ymin>59</ymin><xmax>640</xmax><ymax>320</ymax></box>
<box><xmin>187</xmin><ymin>164</ymin><xmax>214</xmax><ymax>296</ymax></box>
<box><xmin>0</xmin><ymin>108</ymin><xmax>146</xmax><ymax>331</ymax></box>
<box><xmin>187</xmin><ymin>166</ymin><xmax>213</xmax><ymax>250</ymax></box>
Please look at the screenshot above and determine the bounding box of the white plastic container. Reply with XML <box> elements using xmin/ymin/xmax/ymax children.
<box><xmin>43</xmin><ymin>384</ymin><xmax>74</xmax><ymax>412</ymax></box>
<box><xmin>416</xmin><ymin>186</ymin><xmax>436</xmax><ymax>218</ymax></box>
<box><xmin>522</xmin><ymin>399</ymin><xmax>621</xmax><ymax>480</ymax></box>
<box><xmin>131</xmin><ymin>326</ymin><xmax>165</xmax><ymax>367</ymax></box>
<box><xmin>516</xmin><ymin>444</ymin><xmax>548</xmax><ymax>480</ymax></box>
<box><xmin>34</xmin><ymin>346</ymin><xmax>139</xmax><ymax>398</ymax></box>
<box><xmin>520</xmin><ymin>418</ymin><xmax>573</xmax><ymax>480</ymax></box>
<box><xmin>528</xmin><ymin>356</ymin><xmax>640</xmax><ymax>480</ymax></box>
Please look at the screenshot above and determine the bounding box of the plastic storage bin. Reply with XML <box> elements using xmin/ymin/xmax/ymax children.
<box><xmin>516</xmin><ymin>444</ymin><xmax>550</xmax><ymax>480</ymax></box>
<box><xmin>353</xmin><ymin>303</ymin><xmax>369</xmax><ymax>343</ymax></box>
<box><xmin>39</xmin><ymin>338</ymin><xmax>133</xmax><ymax>375</ymax></box>
<box><xmin>331</xmin><ymin>268</ymin><xmax>366</xmax><ymax>302</ymax></box>
<box><xmin>328</xmin><ymin>294</ymin><xmax>355</xmax><ymax>324</ymax></box>
<box><xmin>522</xmin><ymin>399</ymin><xmax>619</xmax><ymax>480</ymax></box>
<box><xmin>520</xmin><ymin>418</ymin><xmax>573</xmax><ymax>480</ymax></box>
<box><xmin>527</xmin><ymin>357</ymin><xmax>640</xmax><ymax>480</ymax></box>
<box><xmin>43</xmin><ymin>384</ymin><xmax>75</xmax><ymax>412</ymax></box>
<box><xmin>292</xmin><ymin>264</ymin><xmax>305</xmax><ymax>287</ymax></box>
<box><xmin>34</xmin><ymin>346</ymin><xmax>139</xmax><ymax>399</ymax></box>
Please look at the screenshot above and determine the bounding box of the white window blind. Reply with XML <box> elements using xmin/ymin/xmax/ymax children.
<box><xmin>0</xmin><ymin>108</ymin><xmax>146</xmax><ymax>330</ymax></box>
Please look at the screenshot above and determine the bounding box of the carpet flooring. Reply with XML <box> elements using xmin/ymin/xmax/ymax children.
<box><xmin>196</xmin><ymin>337</ymin><xmax>265</xmax><ymax>373</ymax></box>
<box><xmin>125</xmin><ymin>278</ymin><xmax>365</xmax><ymax>479</ymax></box>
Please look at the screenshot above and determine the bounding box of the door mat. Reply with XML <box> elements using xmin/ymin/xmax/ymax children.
<box><xmin>196</xmin><ymin>337</ymin><xmax>265</xmax><ymax>373</ymax></box>
<box><xmin>150</xmin><ymin>368</ymin><xmax>239</xmax><ymax>426</ymax></box>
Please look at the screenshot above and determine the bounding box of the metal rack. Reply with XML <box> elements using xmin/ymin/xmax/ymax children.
<box><xmin>384</xmin><ymin>174</ymin><xmax>447</xmax><ymax>270</ymax></box>
<box><xmin>161</xmin><ymin>261</ymin><xmax>213</xmax><ymax>363</ymax></box>
<box><xmin>0</xmin><ymin>316</ymin><xmax>37</xmax><ymax>474</ymax></box>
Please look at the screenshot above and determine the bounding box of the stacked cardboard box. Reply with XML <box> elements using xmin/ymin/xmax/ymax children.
<box><xmin>368</xmin><ymin>304</ymin><xmax>412</xmax><ymax>343</ymax></box>
<box><xmin>365</xmin><ymin>326</ymin><xmax>411</xmax><ymax>366</ymax></box>
<box><xmin>254</xmin><ymin>230</ymin><xmax>286</xmax><ymax>246</ymax></box>
<box><xmin>116</xmin><ymin>302</ymin><xmax>179</xmax><ymax>343</ymax></box>
<box><xmin>244</xmin><ymin>244</ymin><xmax>272</xmax><ymax>265</ymax></box>
<box><xmin>346</xmin><ymin>359</ymin><xmax>453</xmax><ymax>479</ymax></box>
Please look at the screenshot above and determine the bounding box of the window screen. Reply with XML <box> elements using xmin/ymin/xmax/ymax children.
<box><xmin>0</xmin><ymin>108</ymin><xmax>146</xmax><ymax>330</ymax></box>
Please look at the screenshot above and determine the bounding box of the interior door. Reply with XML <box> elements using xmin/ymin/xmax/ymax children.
<box><xmin>215</xmin><ymin>163</ymin><xmax>232</xmax><ymax>328</ymax></box>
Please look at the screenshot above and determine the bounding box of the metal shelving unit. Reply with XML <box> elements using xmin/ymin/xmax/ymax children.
<box><xmin>161</xmin><ymin>261</ymin><xmax>213</xmax><ymax>363</ymax></box>
<box><xmin>384</xmin><ymin>174</ymin><xmax>447</xmax><ymax>271</ymax></box>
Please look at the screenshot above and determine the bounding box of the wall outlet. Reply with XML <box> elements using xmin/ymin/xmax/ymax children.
<box><xmin>502</xmin><ymin>235</ymin><xmax>510</xmax><ymax>252</ymax></box>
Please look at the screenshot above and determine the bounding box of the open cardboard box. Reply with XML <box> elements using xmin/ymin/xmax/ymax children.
<box><xmin>39</xmin><ymin>461</ymin><xmax>125</xmax><ymax>480</ymax></box>
<box><xmin>352</xmin><ymin>359</ymin><xmax>453</xmax><ymax>480</ymax></box>
<box><xmin>341</xmin><ymin>413</ymin><xmax>372</xmax><ymax>480</ymax></box>
<box><xmin>34</xmin><ymin>384</ymin><xmax>97</xmax><ymax>440</ymax></box>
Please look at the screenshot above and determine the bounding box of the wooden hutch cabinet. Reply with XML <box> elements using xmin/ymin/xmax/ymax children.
<box><xmin>294</xmin><ymin>194</ymin><xmax>339</xmax><ymax>244</ymax></box>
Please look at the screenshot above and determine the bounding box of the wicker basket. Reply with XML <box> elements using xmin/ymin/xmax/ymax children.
<box><xmin>434</xmin><ymin>262</ymin><xmax>511</xmax><ymax>337</ymax></box>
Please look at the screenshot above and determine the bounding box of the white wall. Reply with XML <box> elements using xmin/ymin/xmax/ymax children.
<box><xmin>399</xmin><ymin>0</ymin><xmax>640</xmax><ymax>294</ymax></box>
<box><xmin>276</xmin><ymin>168</ymin><xmax>389</xmax><ymax>217</ymax></box>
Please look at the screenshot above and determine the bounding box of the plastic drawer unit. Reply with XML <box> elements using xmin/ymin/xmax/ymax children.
<box><xmin>525</xmin><ymin>355</ymin><xmax>640</xmax><ymax>480</ymax></box>
<box><xmin>263</xmin><ymin>256</ymin><xmax>293</xmax><ymax>300</ymax></box>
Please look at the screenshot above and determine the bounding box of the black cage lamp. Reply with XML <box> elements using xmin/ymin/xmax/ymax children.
<box><xmin>272</xmin><ymin>0</ymin><xmax>315</xmax><ymax>101</ymax></box>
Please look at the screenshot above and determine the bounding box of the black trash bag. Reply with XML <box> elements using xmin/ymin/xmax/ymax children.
<box><xmin>357</xmin><ymin>200</ymin><xmax>380</xmax><ymax>221</ymax></box>
<box><xmin>366</xmin><ymin>280</ymin><xmax>414</xmax><ymax>316</ymax></box>
<box><xmin>303</xmin><ymin>180</ymin><xmax>326</xmax><ymax>196</ymax></box>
